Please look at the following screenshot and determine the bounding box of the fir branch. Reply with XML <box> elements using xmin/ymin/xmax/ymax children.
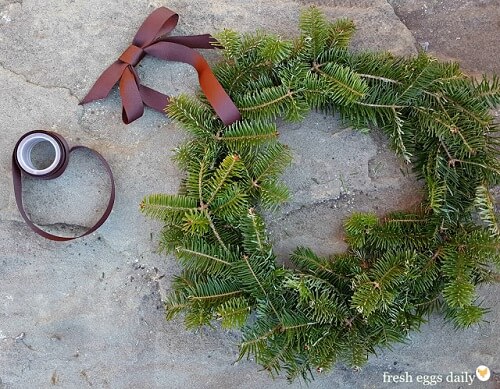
<box><xmin>239</xmin><ymin>326</ymin><xmax>280</xmax><ymax>358</ymax></box>
<box><xmin>311</xmin><ymin>61</ymin><xmax>367</xmax><ymax>101</ymax></box>
<box><xmin>175</xmin><ymin>238</ymin><xmax>235</xmax><ymax>269</ymax></box>
<box><xmin>291</xmin><ymin>247</ymin><xmax>344</xmax><ymax>280</ymax></box>
<box><xmin>216</xmin><ymin>296</ymin><xmax>252</xmax><ymax>328</ymax></box>
<box><xmin>177</xmin><ymin>247</ymin><xmax>231</xmax><ymax>266</ymax></box>
<box><xmin>260</xmin><ymin>35</ymin><xmax>293</xmax><ymax>63</ymax></box>
<box><xmin>189</xmin><ymin>289</ymin><xmax>242</xmax><ymax>301</ymax></box>
<box><xmin>164</xmin><ymin>293</ymin><xmax>190</xmax><ymax>320</ymax></box>
<box><xmin>397</xmin><ymin>55</ymin><xmax>435</xmax><ymax>103</ymax></box>
<box><xmin>327</xmin><ymin>18</ymin><xmax>356</xmax><ymax>48</ymax></box>
<box><xmin>474</xmin><ymin>74</ymin><xmax>500</xmax><ymax>107</ymax></box>
<box><xmin>358</xmin><ymin>73</ymin><xmax>400</xmax><ymax>85</ymax></box>
<box><xmin>140</xmin><ymin>194</ymin><xmax>199</xmax><ymax>220</ymax></box>
<box><xmin>388</xmin><ymin>107</ymin><xmax>411</xmax><ymax>162</ymax></box>
<box><xmin>206</xmin><ymin>211</ymin><xmax>229</xmax><ymax>251</ymax></box>
<box><xmin>355</xmin><ymin>102</ymin><xmax>406</xmax><ymax>109</ymax></box>
<box><xmin>259</xmin><ymin>180</ymin><xmax>290</xmax><ymax>209</ymax></box>
<box><xmin>242</xmin><ymin>209</ymin><xmax>267</xmax><ymax>253</ymax></box>
<box><xmin>242</xmin><ymin>254</ymin><xmax>280</xmax><ymax>318</ymax></box>
<box><xmin>214</xmin><ymin>29</ymin><xmax>242</xmax><ymax>59</ymax></box>
<box><xmin>211</xmin><ymin>184</ymin><xmax>248</xmax><ymax>219</ymax></box>
<box><xmin>205</xmin><ymin>154</ymin><xmax>245</xmax><ymax>206</ymax></box>
<box><xmin>249</xmin><ymin>143</ymin><xmax>292</xmax><ymax>185</ymax></box>
<box><xmin>166</xmin><ymin>95</ymin><xmax>218</xmax><ymax>137</ymax></box>
<box><xmin>474</xmin><ymin>184</ymin><xmax>499</xmax><ymax>236</ymax></box>
<box><xmin>198</xmin><ymin>159</ymin><xmax>207</xmax><ymax>205</ymax></box>
<box><xmin>239</xmin><ymin>89</ymin><xmax>294</xmax><ymax>113</ymax></box>
<box><xmin>299</xmin><ymin>6</ymin><xmax>330</xmax><ymax>58</ymax></box>
<box><xmin>216</xmin><ymin>120</ymin><xmax>279</xmax><ymax>146</ymax></box>
<box><xmin>181</xmin><ymin>210</ymin><xmax>210</xmax><ymax>235</ymax></box>
<box><xmin>433</xmin><ymin>92</ymin><xmax>491</xmax><ymax>126</ymax></box>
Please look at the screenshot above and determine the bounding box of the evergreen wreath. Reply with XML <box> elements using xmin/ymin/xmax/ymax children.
<box><xmin>140</xmin><ymin>8</ymin><xmax>500</xmax><ymax>381</ymax></box>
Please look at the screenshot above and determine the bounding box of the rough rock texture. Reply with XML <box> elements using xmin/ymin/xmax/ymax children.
<box><xmin>389</xmin><ymin>0</ymin><xmax>500</xmax><ymax>76</ymax></box>
<box><xmin>0</xmin><ymin>1</ymin><xmax>498</xmax><ymax>388</ymax></box>
<box><xmin>267</xmin><ymin>116</ymin><xmax>422</xmax><ymax>259</ymax></box>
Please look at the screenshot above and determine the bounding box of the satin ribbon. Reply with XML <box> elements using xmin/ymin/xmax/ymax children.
<box><xmin>12</xmin><ymin>131</ymin><xmax>115</xmax><ymax>241</ymax></box>
<box><xmin>80</xmin><ymin>7</ymin><xmax>241</xmax><ymax>125</ymax></box>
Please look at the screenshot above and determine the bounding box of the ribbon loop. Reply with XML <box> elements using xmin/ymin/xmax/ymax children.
<box><xmin>119</xmin><ymin>45</ymin><xmax>145</xmax><ymax>66</ymax></box>
<box><xmin>120</xmin><ymin>67</ymin><xmax>144</xmax><ymax>124</ymax></box>
<box><xmin>80</xmin><ymin>7</ymin><xmax>241</xmax><ymax>125</ymax></box>
<box><xmin>12</xmin><ymin>131</ymin><xmax>115</xmax><ymax>241</ymax></box>
<box><xmin>132</xmin><ymin>7</ymin><xmax>178</xmax><ymax>47</ymax></box>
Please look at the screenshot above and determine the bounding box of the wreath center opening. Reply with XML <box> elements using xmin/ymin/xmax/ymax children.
<box><xmin>266</xmin><ymin>112</ymin><xmax>422</xmax><ymax>258</ymax></box>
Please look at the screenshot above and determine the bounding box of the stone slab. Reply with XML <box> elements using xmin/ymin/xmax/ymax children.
<box><xmin>0</xmin><ymin>1</ymin><xmax>498</xmax><ymax>388</ymax></box>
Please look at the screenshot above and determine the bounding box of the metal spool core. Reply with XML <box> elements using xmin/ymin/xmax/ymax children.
<box><xmin>16</xmin><ymin>133</ymin><xmax>62</xmax><ymax>175</ymax></box>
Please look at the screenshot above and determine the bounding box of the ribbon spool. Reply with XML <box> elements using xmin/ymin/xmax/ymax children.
<box><xmin>12</xmin><ymin>131</ymin><xmax>115</xmax><ymax>241</ymax></box>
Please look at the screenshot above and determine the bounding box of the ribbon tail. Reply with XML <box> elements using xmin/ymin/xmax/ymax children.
<box><xmin>159</xmin><ymin>34</ymin><xmax>219</xmax><ymax>49</ymax></box>
<box><xmin>145</xmin><ymin>42</ymin><xmax>241</xmax><ymax>125</ymax></box>
<box><xmin>119</xmin><ymin>67</ymin><xmax>144</xmax><ymax>124</ymax></box>
<box><xmin>139</xmin><ymin>85</ymin><xmax>170</xmax><ymax>113</ymax></box>
<box><xmin>198</xmin><ymin>70</ymin><xmax>242</xmax><ymax>125</ymax></box>
<box><xmin>80</xmin><ymin>61</ymin><xmax>127</xmax><ymax>104</ymax></box>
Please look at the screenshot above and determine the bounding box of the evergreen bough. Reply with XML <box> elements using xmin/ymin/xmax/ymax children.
<box><xmin>141</xmin><ymin>8</ymin><xmax>500</xmax><ymax>381</ymax></box>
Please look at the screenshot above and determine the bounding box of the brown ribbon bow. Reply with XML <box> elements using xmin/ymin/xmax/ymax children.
<box><xmin>80</xmin><ymin>7</ymin><xmax>241</xmax><ymax>125</ymax></box>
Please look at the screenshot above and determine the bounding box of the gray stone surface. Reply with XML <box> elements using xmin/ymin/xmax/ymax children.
<box><xmin>389</xmin><ymin>0</ymin><xmax>500</xmax><ymax>77</ymax></box>
<box><xmin>267</xmin><ymin>116</ymin><xmax>422</xmax><ymax>259</ymax></box>
<box><xmin>0</xmin><ymin>1</ymin><xmax>498</xmax><ymax>388</ymax></box>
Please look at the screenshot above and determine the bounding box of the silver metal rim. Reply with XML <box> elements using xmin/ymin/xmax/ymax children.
<box><xmin>16</xmin><ymin>133</ymin><xmax>61</xmax><ymax>175</ymax></box>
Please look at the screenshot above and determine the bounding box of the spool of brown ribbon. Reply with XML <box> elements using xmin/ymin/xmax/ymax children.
<box><xmin>12</xmin><ymin>131</ymin><xmax>115</xmax><ymax>241</ymax></box>
<box><xmin>81</xmin><ymin>7</ymin><xmax>241</xmax><ymax>125</ymax></box>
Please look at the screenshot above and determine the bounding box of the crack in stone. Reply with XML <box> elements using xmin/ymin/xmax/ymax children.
<box><xmin>0</xmin><ymin>60</ymin><xmax>80</xmax><ymax>103</ymax></box>
<box><xmin>385</xmin><ymin>0</ymin><xmax>418</xmax><ymax>52</ymax></box>
<box><xmin>298</xmin><ymin>0</ymin><xmax>381</xmax><ymax>8</ymax></box>
<box><xmin>1</xmin><ymin>0</ymin><xmax>22</xmax><ymax>8</ymax></box>
<box><xmin>0</xmin><ymin>217</ymin><xmax>33</xmax><ymax>226</ymax></box>
<box><xmin>34</xmin><ymin>221</ymin><xmax>88</xmax><ymax>230</ymax></box>
<box><xmin>0</xmin><ymin>217</ymin><xmax>105</xmax><ymax>239</ymax></box>
<box><xmin>265</xmin><ymin>192</ymin><xmax>353</xmax><ymax>223</ymax></box>
<box><xmin>2</xmin><ymin>217</ymin><xmax>88</xmax><ymax>231</ymax></box>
